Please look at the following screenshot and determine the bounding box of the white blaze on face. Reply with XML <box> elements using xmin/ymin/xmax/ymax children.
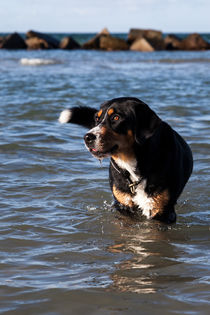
<box><xmin>84</xmin><ymin>124</ymin><xmax>102</xmax><ymax>152</ymax></box>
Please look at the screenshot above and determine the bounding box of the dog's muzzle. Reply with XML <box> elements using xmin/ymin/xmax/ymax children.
<box><xmin>84</xmin><ymin>131</ymin><xmax>118</xmax><ymax>158</ymax></box>
<box><xmin>84</xmin><ymin>132</ymin><xmax>99</xmax><ymax>154</ymax></box>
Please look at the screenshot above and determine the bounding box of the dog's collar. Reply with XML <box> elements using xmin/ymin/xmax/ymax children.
<box><xmin>127</xmin><ymin>180</ymin><xmax>141</xmax><ymax>194</ymax></box>
<box><xmin>110</xmin><ymin>158</ymin><xmax>142</xmax><ymax>195</ymax></box>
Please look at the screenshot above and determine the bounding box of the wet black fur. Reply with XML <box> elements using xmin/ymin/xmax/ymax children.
<box><xmin>63</xmin><ymin>97</ymin><xmax>193</xmax><ymax>223</ymax></box>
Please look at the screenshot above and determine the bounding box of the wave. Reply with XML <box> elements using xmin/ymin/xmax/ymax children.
<box><xmin>20</xmin><ymin>58</ymin><xmax>60</xmax><ymax>66</ymax></box>
<box><xmin>157</xmin><ymin>58</ymin><xmax>210</xmax><ymax>64</ymax></box>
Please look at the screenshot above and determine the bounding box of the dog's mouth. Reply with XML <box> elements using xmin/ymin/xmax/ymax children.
<box><xmin>89</xmin><ymin>144</ymin><xmax>118</xmax><ymax>158</ymax></box>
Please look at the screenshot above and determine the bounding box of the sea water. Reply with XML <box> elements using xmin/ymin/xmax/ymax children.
<box><xmin>0</xmin><ymin>37</ymin><xmax>210</xmax><ymax>314</ymax></box>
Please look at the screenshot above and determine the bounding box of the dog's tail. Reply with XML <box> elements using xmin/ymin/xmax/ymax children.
<box><xmin>59</xmin><ymin>109</ymin><xmax>72</xmax><ymax>124</ymax></box>
<box><xmin>58</xmin><ymin>106</ymin><xmax>97</xmax><ymax>129</ymax></box>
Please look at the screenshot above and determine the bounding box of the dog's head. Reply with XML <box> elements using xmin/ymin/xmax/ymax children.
<box><xmin>84</xmin><ymin>97</ymin><xmax>161</xmax><ymax>159</ymax></box>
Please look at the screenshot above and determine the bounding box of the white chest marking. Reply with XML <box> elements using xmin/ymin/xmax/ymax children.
<box><xmin>114</xmin><ymin>158</ymin><xmax>139</xmax><ymax>182</ymax></box>
<box><xmin>133</xmin><ymin>180</ymin><xmax>154</xmax><ymax>218</ymax></box>
<box><xmin>114</xmin><ymin>158</ymin><xmax>154</xmax><ymax>218</ymax></box>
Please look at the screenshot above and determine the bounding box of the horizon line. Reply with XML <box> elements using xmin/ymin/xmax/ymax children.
<box><xmin>0</xmin><ymin>29</ymin><xmax>210</xmax><ymax>35</ymax></box>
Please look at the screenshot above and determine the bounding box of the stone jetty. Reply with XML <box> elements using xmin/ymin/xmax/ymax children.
<box><xmin>0</xmin><ymin>28</ymin><xmax>209</xmax><ymax>51</ymax></box>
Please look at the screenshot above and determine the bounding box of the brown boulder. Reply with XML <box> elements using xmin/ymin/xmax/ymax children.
<box><xmin>26</xmin><ymin>30</ymin><xmax>59</xmax><ymax>48</ymax></box>
<box><xmin>130</xmin><ymin>38</ymin><xmax>154</xmax><ymax>52</ymax></box>
<box><xmin>128</xmin><ymin>28</ymin><xmax>163</xmax><ymax>43</ymax></box>
<box><xmin>82</xmin><ymin>28</ymin><xmax>110</xmax><ymax>49</ymax></box>
<box><xmin>99</xmin><ymin>35</ymin><xmax>129</xmax><ymax>51</ymax></box>
<box><xmin>82</xmin><ymin>29</ymin><xmax>106</xmax><ymax>49</ymax></box>
<box><xmin>0</xmin><ymin>32</ymin><xmax>27</xmax><ymax>49</ymax></box>
<box><xmin>0</xmin><ymin>37</ymin><xmax>3</xmax><ymax>45</ymax></box>
<box><xmin>25</xmin><ymin>37</ymin><xmax>52</xmax><ymax>50</ymax></box>
<box><xmin>59</xmin><ymin>36</ymin><xmax>80</xmax><ymax>49</ymax></box>
<box><xmin>149</xmin><ymin>37</ymin><xmax>165</xmax><ymax>50</ymax></box>
<box><xmin>83</xmin><ymin>28</ymin><xmax>128</xmax><ymax>51</ymax></box>
<box><xmin>82</xmin><ymin>34</ymin><xmax>100</xmax><ymax>49</ymax></box>
<box><xmin>180</xmin><ymin>33</ymin><xmax>210</xmax><ymax>50</ymax></box>
<box><xmin>164</xmin><ymin>34</ymin><xmax>182</xmax><ymax>50</ymax></box>
<box><xmin>99</xmin><ymin>28</ymin><xmax>110</xmax><ymax>36</ymax></box>
<box><xmin>128</xmin><ymin>28</ymin><xmax>165</xmax><ymax>50</ymax></box>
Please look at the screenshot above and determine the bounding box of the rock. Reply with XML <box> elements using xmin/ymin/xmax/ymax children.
<box><xmin>59</xmin><ymin>36</ymin><xmax>80</xmax><ymax>49</ymax></box>
<box><xmin>99</xmin><ymin>35</ymin><xmax>129</xmax><ymax>51</ymax></box>
<box><xmin>149</xmin><ymin>37</ymin><xmax>165</xmax><ymax>50</ymax></box>
<box><xmin>164</xmin><ymin>34</ymin><xmax>182</xmax><ymax>50</ymax></box>
<box><xmin>180</xmin><ymin>33</ymin><xmax>210</xmax><ymax>50</ymax></box>
<box><xmin>25</xmin><ymin>37</ymin><xmax>52</xmax><ymax>50</ymax></box>
<box><xmin>128</xmin><ymin>28</ymin><xmax>163</xmax><ymax>43</ymax></box>
<box><xmin>0</xmin><ymin>37</ymin><xmax>3</xmax><ymax>46</ymax></box>
<box><xmin>83</xmin><ymin>28</ymin><xmax>128</xmax><ymax>51</ymax></box>
<box><xmin>99</xmin><ymin>28</ymin><xmax>110</xmax><ymax>36</ymax></box>
<box><xmin>128</xmin><ymin>28</ymin><xmax>165</xmax><ymax>50</ymax></box>
<box><xmin>130</xmin><ymin>38</ymin><xmax>154</xmax><ymax>52</ymax></box>
<box><xmin>0</xmin><ymin>32</ymin><xmax>27</xmax><ymax>49</ymax></box>
<box><xmin>26</xmin><ymin>30</ymin><xmax>59</xmax><ymax>48</ymax></box>
<box><xmin>82</xmin><ymin>33</ymin><xmax>101</xmax><ymax>49</ymax></box>
<box><xmin>82</xmin><ymin>28</ymin><xmax>111</xmax><ymax>49</ymax></box>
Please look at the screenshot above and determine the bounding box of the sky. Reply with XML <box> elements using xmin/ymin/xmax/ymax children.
<box><xmin>0</xmin><ymin>0</ymin><xmax>210</xmax><ymax>33</ymax></box>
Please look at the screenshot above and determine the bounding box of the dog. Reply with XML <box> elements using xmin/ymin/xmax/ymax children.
<box><xmin>59</xmin><ymin>97</ymin><xmax>193</xmax><ymax>223</ymax></box>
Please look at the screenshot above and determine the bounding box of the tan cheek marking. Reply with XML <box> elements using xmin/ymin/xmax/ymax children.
<box><xmin>127</xmin><ymin>129</ymin><xmax>133</xmax><ymax>137</ymax></box>
<box><xmin>111</xmin><ymin>130</ymin><xmax>135</xmax><ymax>162</ymax></box>
<box><xmin>100</xmin><ymin>126</ymin><xmax>107</xmax><ymax>136</ymax></box>
<box><xmin>151</xmin><ymin>190</ymin><xmax>170</xmax><ymax>217</ymax></box>
<box><xmin>112</xmin><ymin>152</ymin><xmax>135</xmax><ymax>163</ymax></box>
<box><xmin>113</xmin><ymin>185</ymin><xmax>134</xmax><ymax>207</ymax></box>
<box><xmin>108</xmin><ymin>108</ymin><xmax>114</xmax><ymax>116</ymax></box>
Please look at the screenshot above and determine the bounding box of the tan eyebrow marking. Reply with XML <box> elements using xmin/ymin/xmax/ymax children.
<box><xmin>107</xmin><ymin>108</ymin><xmax>114</xmax><ymax>116</ymax></box>
<box><xmin>97</xmin><ymin>109</ymin><xmax>103</xmax><ymax>118</ymax></box>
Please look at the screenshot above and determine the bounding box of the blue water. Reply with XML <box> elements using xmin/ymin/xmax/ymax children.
<box><xmin>0</xmin><ymin>43</ymin><xmax>210</xmax><ymax>314</ymax></box>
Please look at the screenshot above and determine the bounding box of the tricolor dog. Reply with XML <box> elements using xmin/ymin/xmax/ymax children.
<box><xmin>59</xmin><ymin>97</ymin><xmax>193</xmax><ymax>223</ymax></box>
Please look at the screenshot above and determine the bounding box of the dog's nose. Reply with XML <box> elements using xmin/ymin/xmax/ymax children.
<box><xmin>84</xmin><ymin>133</ymin><xmax>96</xmax><ymax>144</ymax></box>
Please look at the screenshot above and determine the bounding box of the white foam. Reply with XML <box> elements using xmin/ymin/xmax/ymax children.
<box><xmin>58</xmin><ymin>109</ymin><xmax>72</xmax><ymax>124</ymax></box>
<box><xmin>20</xmin><ymin>58</ymin><xmax>57</xmax><ymax>66</ymax></box>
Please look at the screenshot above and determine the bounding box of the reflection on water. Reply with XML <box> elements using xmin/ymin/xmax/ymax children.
<box><xmin>107</xmin><ymin>218</ymin><xmax>197</xmax><ymax>295</ymax></box>
<box><xmin>109</xmin><ymin>236</ymin><xmax>158</xmax><ymax>294</ymax></box>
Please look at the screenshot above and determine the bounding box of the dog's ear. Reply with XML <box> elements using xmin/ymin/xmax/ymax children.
<box><xmin>133</xmin><ymin>101</ymin><xmax>161</xmax><ymax>144</ymax></box>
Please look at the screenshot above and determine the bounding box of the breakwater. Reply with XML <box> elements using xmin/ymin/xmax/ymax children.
<box><xmin>1</xmin><ymin>28</ymin><xmax>210</xmax><ymax>51</ymax></box>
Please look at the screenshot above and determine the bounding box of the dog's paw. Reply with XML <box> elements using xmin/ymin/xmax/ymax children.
<box><xmin>58</xmin><ymin>109</ymin><xmax>72</xmax><ymax>124</ymax></box>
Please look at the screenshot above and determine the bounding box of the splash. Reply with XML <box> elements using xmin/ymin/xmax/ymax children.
<box><xmin>99</xmin><ymin>158</ymin><xmax>103</xmax><ymax>167</ymax></box>
<box><xmin>20</xmin><ymin>58</ymin><xmax>59</xmax><ymax>66</ymax></box>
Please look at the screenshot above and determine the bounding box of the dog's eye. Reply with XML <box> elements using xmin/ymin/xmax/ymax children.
<box><xmin>112</xmin><ymin>114</ymin><xmax>120</xmax><ymax>121</ymax></box>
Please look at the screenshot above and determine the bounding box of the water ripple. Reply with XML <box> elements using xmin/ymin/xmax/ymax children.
<box><xmin>0</xmin><ymin>48</ymin><xmax>209</xmax><ymax>314</ymax></box>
